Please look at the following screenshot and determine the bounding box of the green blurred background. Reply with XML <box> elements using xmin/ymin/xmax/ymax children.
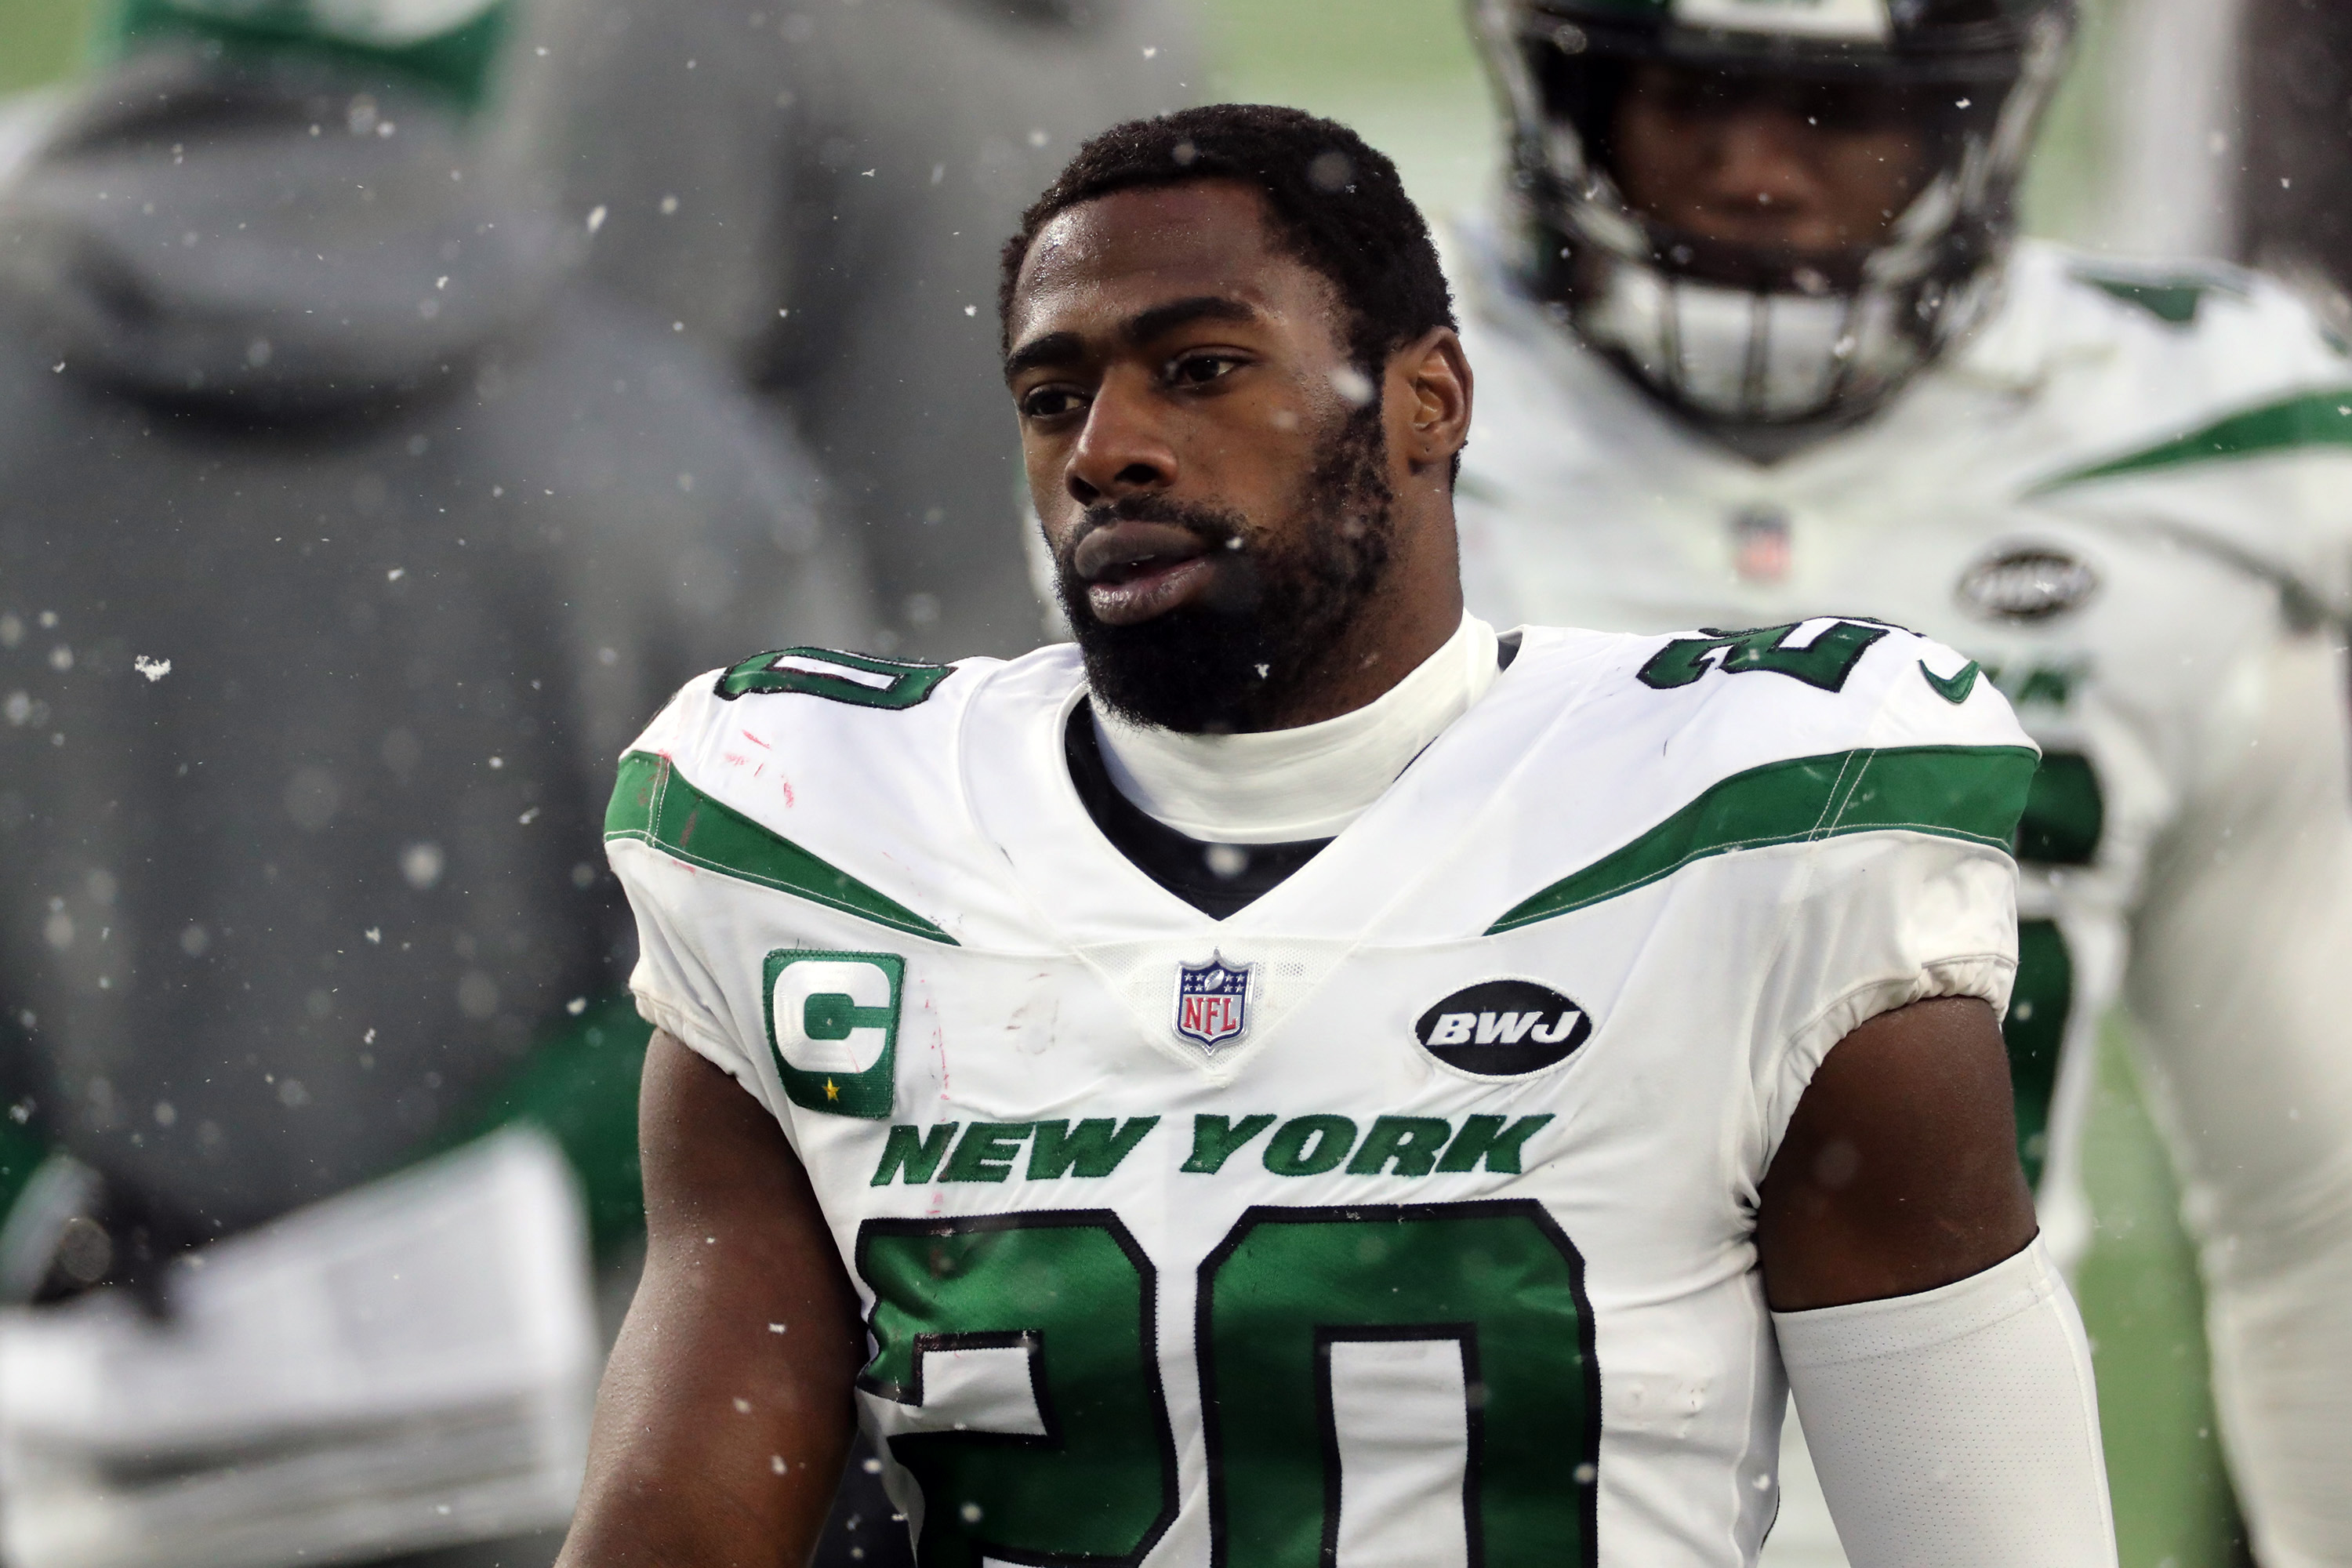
<box><xmin>0</xmin><ymin>0</ymin><xmax>2234</xmax><ymax>1561</ymax></box>
<box><xmin>0</xmin><ymin>0</ymin><xmax>89</xmax><ymax>92</ymax></box>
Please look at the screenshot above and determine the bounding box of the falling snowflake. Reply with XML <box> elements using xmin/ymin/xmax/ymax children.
<box><xmin>400</xmin><ymin>842</ymin><xmax>445</xmax><ymax>891</ymax></box>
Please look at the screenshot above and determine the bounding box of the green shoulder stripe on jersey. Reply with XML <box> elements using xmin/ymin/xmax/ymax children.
<box><xmin>605</xmin><ymin>751</ymin><xmax>957</xmax><ymax>945</ymax></box>
<box><xmin>2034</xmin><ymin>389</ymin><xmax>2352</xmax><ymax>492</ymax></box>
<box><xmin>2072</xmin><ymin>267</ymin><xmax>2247</xmax><ymax>327</ymax></box>
<box><xmin>1487</xmin><ymin>745</ymin><xmax>2037</xmax><ymax>933</ymax></box>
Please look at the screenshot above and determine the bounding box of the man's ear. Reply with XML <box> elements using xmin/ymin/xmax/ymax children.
<box><xmin>1391</xmin><ymin>327</ymin><xmax>1473</xmax><ymax>475</ymax></box>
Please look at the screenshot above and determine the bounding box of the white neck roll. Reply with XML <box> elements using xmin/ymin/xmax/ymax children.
<box><xmin>1091</xmin><ymin>615</ymin><xmax>1502</xmax><ymax>845</ymax></box>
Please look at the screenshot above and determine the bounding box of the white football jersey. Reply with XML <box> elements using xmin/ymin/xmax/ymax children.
<box><xmin>1454</xmin><ymin>233</ymin><xmax>2352</xmax><ymax>1265</ymax></box>
<box><xmin>608</xmin><ymin>626</ymin><xmax>2033</xmax><ymax>1568</ymax></box>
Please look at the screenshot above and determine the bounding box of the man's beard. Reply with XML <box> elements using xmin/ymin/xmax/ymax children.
<box><xmin>1053</xmin><ymin>403</ymin><xmax>1396</xmax><ymax>735</ymax></box>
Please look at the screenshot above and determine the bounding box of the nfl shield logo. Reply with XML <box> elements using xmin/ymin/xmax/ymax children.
<box><xmin>1732</xmin><ymin>505</ymin><xmax>1791</xmax><ymax>585</ymax></box>
<box><xmin>1173</xmin><ymin>952</ymin><xmax>1254</xmax><ymax>1054</ymax></box>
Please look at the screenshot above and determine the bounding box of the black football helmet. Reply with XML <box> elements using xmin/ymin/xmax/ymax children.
<box><xmin>1471</xmin><ymin>0</ymin><xmax>2074</xmax><ymax>435</ymax></box>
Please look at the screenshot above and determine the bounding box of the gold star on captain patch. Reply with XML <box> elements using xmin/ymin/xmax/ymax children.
<box><xmin>824</xmin><ymin>1078</ymin><xmax>840</xmax><ymax>1102</ymax></box>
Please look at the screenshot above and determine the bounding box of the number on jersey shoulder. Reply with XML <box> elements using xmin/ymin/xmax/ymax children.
<box><xmin>1638</xmin><ymin>619</ymin><xmax>1891</xmax><ymax>694</ymax></box>
<box><xmin>715</xmin><ymin>647</ymin><xmax>953</xmax><ymax>710</ymax></box>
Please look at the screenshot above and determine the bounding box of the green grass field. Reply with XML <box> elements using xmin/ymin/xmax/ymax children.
<box><xmin>0</xmin><ymin>0</ymin><xmax>96</xmax><ymax>93</ymax></box>
<box><xmin>2078</xmin><ymin>1022</ymin><xmax>2249</xmax><ymax>1567</ymax></box>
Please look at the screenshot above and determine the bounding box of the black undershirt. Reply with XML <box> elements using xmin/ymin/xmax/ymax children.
<box><xmin>1064</xmin><ymin>705</ymin><xmax>1330</xmax><ymax>919</ymax></box>
<box><xmin>1065</xmin><ymin>632</ymin><xmax>1522</xmax><ymax>919</ymax></box>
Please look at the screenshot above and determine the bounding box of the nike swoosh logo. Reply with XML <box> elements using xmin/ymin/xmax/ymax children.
<box><xmin>1918</xmin><ymin>659</ymin><xmax>1982</xmax><ymax>705</ymax></box>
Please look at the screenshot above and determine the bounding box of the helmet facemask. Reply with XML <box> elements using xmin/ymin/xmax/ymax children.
<box><xmin>1473</xmin><ymin>0</ymin><xmax>2073</xmax><ymax>443</ymax></box>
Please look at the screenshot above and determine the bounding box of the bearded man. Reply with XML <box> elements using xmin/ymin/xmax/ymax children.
<box><xmin>561</xmin><ymin>106</ymin><xmax>2114</xmax><ymax>1568</ymax></box>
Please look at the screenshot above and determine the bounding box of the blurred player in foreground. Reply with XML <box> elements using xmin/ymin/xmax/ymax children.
<box><xmin>0</xmin><ymin>3</ymin><xmax>863</xmax><ymax>1565</ymax></box>
<box><xmin>1452</xmin><ymin>2</ymin><xmax>2352</xmax><ymax>1563</ymax></box>
<box><xmin>563</xmin><ymin>106</ymin><xmax>2113</xmax><ymax>1567</ymax></box>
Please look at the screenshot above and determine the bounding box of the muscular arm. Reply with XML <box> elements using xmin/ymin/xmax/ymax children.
<box><xmin>1758</xmin><ymin>995</ymin><xmax>2036</xmax><ymax>1309</ymax></box>
<box><xmin>1757</xmin><ymin>996</ymin><xmax>2114</xmax><ymax>1567</ymax></box>
<box><xmin>557</xmin><ymin>1033</ymin><xmax>862</xmax><ymax>1568</ymax></box>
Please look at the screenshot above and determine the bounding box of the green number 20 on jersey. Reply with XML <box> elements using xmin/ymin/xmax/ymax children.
<box><xmin>856</xmin><ymin>1203</ymin><xmax>1600</xmax><ymax>1568</ymax></box>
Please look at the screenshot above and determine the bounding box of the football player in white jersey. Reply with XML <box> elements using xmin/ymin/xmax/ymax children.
<box><xmin>1450</xmin><ymin>2</ymin><xmax>2352</xmax><ymax>1565</ymax></box>
<box><xmin>558</xmin><ymin>107</ymin><xmax>2114</xmax><ymax>1568</ymax></box>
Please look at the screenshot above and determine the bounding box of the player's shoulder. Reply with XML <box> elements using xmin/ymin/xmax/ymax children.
<box><xmin>1978</xmin><ymin>240</ymin><xmax>2352</xmax><ymax>608</ymax></box>
<box><xmin>1983</xmin><ymin>239</ymin><xmax>2349</xmax><ymax>419</ymax></box>
<box><xmin>1506</xmin><ymin>619</ymin><xmax>2038</xmax><ymax>841</ymax></box>
<box><xmin>2015</xmin><ymin>238</ymin><xmax>2326</xmax><ymax>343</ymax></box>
<box><xmin>626</xmin><ymin>644</ymin><xmax>985</xmax><ymax>775</ymax></box>
<box><xmin>604</xmin><ymin>643</ymin><xmax>1087</xmax><ymax>948</ymax></box>
<box><xmin>612</xmin><ymin>643</ymin><xmax>1033</xmax><ymax>873</ymax></box>
<box><xmin>620</xmin><ymin>638</ymin><xmax>1099</xmax><ymax>794</ymax></box>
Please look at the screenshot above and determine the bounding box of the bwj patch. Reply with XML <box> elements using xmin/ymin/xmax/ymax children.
<box><xmin>764</xmin><ymin>949</ymin><xmax>903</xmax><ymax>1118</ymax></box>
<box><xmin>1173</xmin><ymin>952</ymin><xmax>1254</xmax><ymax>1056</ymax></box>
<box><xmin>1415</xmin><ymin>979</ymin><xmax>1592</xmax><ymax>1076</ymax></box>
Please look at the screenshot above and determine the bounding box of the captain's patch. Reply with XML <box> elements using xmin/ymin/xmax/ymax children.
<box><xmin>765</xmin><ymin>949</ymin><xmax>903</xmax><ymax>1118</ymax></box>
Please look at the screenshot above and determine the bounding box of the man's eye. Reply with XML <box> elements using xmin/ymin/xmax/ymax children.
<box><xmin>1170</xmin><ymin>354</ymin><xmax>1242</xmax><ymax>387</ymax></box>
<box><xmin>1022</xmin><ymin>387</ymin><xmax>1087</xmax><ymax>419</ymax></box>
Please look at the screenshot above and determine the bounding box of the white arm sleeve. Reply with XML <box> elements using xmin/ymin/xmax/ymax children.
<box><xmin>2125</xmin><ymin>630</ymin><xmax>2352</xmax><ymax>1568</ymax></box>
<box><xmin>1773</xmin><ymin>1238</ymin><xmax>2117</xmax><ymax>1568</ymax></box>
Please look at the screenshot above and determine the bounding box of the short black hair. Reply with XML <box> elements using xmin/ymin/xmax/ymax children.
<box><xmin>998</xmin><ymin>104</ymin><xmax>1456</xmax><ymax>376</ymax></box>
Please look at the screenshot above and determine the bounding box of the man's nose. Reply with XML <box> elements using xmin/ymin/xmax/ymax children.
<box><xmin>1066</xmin><ymin>369</ymin><xmax>1177</xmax><ymax>506</ymax></box>
<box><xmin>1703</xmin><ymin>108</ymin><xmax>1828</xmax><ymax>215</ymax></box>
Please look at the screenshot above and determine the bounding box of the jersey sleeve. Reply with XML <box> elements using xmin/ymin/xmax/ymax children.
<box><xmin>2030</xmin><ymin>256</ymin><xmax>2352</xmax><ymax>619</ymax></box>
<box><xmin>1745</xmin><ymin>629</ymin><xmax>2041</xmax><ymax>1161</ymax></box>
<box><xmin>601</xmin><ymin>675</ymin><xmax>768</xmax><ymax>1093</ymax></box>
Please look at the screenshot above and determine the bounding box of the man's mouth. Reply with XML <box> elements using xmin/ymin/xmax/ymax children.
<box><xmin>1073</xmin><ymin>520</ymin><xmax>1221</xmax><ymax>626</ymax></box>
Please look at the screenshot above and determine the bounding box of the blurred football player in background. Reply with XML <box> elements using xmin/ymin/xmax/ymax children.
<box><xmin>0</xmin><ymin>2</ymin><xmax>865</xmax><ymax>1565</ymax></box>
<box><xmin>1451</xmin><ymin>1</ymin><xmax>2352</xmax><ymax>1564</ymax></box>
<box><xmin>499</xmin><ymin>0</ymin><xmax>1203</xmax><ymax>661</ymax></box>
